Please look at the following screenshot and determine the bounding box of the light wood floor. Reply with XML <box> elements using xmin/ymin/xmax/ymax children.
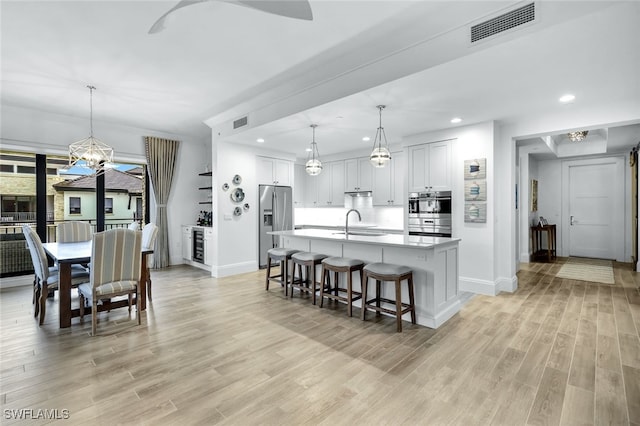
<box><xmin>1</xmin><ymin>259</ymin><xmax>639</xmax><ymax>425</ymax></box>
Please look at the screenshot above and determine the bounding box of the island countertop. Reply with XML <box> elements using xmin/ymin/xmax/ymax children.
<box><xmin>269</xmin><ymin>229</ymin><xmax>460</xmax><ymax>249</ymax></box>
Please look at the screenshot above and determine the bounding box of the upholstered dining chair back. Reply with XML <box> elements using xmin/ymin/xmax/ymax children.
<box><xmin>91</xmin><ymin>229</ymin><xmax>142</xmax><ymax>289</ymax></box>
<box><xmin>141</xmin><ymin>223</ymin><xmax>158</xmax><ymax>262</ymax></box>
<box><xmin>22</xmin><ymin>225</ymin><xmax>51</xmax><ymax>283</ymax></box>
<box><xmin>79</xmin><ymin>228</ymin><xmax>142</xmax><ymax>335</ymax></box>
<box><xmin>57</xmin><ymin>221</ymin><xmax>92</xmax><ymax>243</ymax></box>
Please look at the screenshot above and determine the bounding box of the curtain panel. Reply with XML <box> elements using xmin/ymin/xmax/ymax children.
<box><xmin>144</xmin><ymin>136</ymin><xmax>180</xmax><ymax>268</ymax></box>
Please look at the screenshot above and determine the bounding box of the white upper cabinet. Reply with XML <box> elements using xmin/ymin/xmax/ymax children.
<box><xmin>293</xmin><ymin>164</ymin><xmax>305</xmax><ymax>207</ymax></box>
<box><xmin>257</xmin><ymin>156</ymin><xmax>292</xmax><ymax>186</ymax></box>
<box><xmin>373</xmin><ymin>151</ymin><xmax>404</xmax><ymax>206</ymax></box>
<box><xmin>408</xmin><ymin>140</ymin><xmax>452</xmax><ymax>192</ymax></box>
<box><xmin>316</xmin><ymin>161</ymin><xmax>344</xmax><ymax>207</ymax></box>
<box><xmin>344</xmin><ymin>157</ymin><xmax>373</xmax><ymax>192</ymax></box>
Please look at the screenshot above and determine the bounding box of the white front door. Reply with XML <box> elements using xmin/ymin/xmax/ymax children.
<box><xmin>563</xmin><ymin>157</ymin><xmax>624</xmax><ymax>260</ymax></box>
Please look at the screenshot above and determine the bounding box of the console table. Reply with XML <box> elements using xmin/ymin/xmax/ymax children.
<box><xmin>531</xmin><ymin>224</ymin><xmax>557</xmax><ymax>262</ymax></box>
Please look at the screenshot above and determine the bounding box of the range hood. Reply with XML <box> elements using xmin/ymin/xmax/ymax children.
<box><xmin>344</xmin><ymin>191</ymin><xmax>372</xmax><ymax>197</ymax></box>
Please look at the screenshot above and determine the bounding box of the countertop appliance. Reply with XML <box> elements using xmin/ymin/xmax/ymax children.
<box><xmin>259</xmin><ymin>185</ymin><xmax>293</xmax><ymax>268</ymax></box>
<box><xmin>408</xmin><ymin>190</ymin><xmax>452</xmax><ymax>237</ymax></box>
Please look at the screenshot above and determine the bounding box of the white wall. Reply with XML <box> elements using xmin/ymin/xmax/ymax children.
<box><xmin>0</xmin><ymin>105</ymin><xmax>210</xmax><ymax>266</ymax></box>
<box><xmin>403</xmin><ymin>121</ymin><xmax>500</xmax><ymax>295</ymax></box>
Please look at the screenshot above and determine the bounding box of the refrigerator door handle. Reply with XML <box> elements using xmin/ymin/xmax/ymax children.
<box><xmin>272</xmin><ymin>191</ymin><xmax>277</xmax><ymax>248</ymax></box>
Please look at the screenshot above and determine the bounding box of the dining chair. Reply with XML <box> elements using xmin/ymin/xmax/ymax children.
<box><xmin>141</xmin><ymin>223</ymin><xmax>159</xmax><ymax>301</ymax></box>
<box><xmin>22</xmin><ymin>225</ymin><xmax>89</xmax><ymax>325</ymax></box>
<box><xmin>78</xmin><ymin>228</ymin><xmax>142</xmax><ymax>336</ymax></box>
<box><xmin>56</xmin><ymin>221</ymin><xmax>92</xmax><ymax>242</ymax></box>
<box><xmin>128</xmin><ymin>221</ymin><xmax>139</xmax><ymax>231</ymax></box>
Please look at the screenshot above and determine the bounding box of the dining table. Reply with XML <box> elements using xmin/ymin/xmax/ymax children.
<box><xmin>42</xmin><ymin>240</ymin><xmax>153</xmax><ymax>328</ymax></box>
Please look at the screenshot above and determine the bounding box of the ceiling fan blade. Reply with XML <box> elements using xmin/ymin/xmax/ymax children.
<box><xmin>149</xmin><ymin>0</ymin><xmax>313</xmax><ymax>34</ymax></box>
<box><xmin>148</xmin><ymin>0</ymin><xmax>209</xmax><ymax>34</ymax></box>
<box><xmin>233</xmin><ymin>0</ymin><xmax>313</xmax><ymax>21</ymax></box>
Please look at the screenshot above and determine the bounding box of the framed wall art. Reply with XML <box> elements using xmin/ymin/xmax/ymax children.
<box><xmin>464</xmin><ymin>158</ymin><xmax>487</xmax><ymax>223</ymax></box>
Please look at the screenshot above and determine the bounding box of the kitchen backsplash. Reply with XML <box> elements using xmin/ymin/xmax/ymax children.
<box><xmin>294</xmin><ymin>205</ymin><xmax>404</xmax><ymax>230</ymax></box>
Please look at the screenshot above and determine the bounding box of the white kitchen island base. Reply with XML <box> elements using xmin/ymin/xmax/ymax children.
<box><xmin>271</xmin><ymin>229</ymin><xmax>461</xmax><ymax>329</ymax></box>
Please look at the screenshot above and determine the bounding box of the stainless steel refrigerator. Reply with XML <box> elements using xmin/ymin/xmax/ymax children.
<box><xmin>259</xmin><ymin>185</ymin><xmax>293</xmax><ymax>268</ymax></box>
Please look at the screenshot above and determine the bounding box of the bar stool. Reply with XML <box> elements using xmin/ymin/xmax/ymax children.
<box><xmin>361</xmin><ymin>263</ymin><xmax>416</xmax><ymax>332</ymax></box>
<box><xmin>289</xmin><ymin>252</ymin><xmax>328</xmax><ymax>305</ymax></box>
<box><xmin>265</xmin><ymin>248</ymin><xmax>299</xmax><ymax>296</ymax></box>
<box><xmin>319</xmin><ymin>257</ymin><xmax>364</xmax><ymax>317</ymax></box>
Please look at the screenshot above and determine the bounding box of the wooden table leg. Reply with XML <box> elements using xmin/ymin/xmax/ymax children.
<box><xmin>59</xmin><ymin>263</ymin><xmax>71</xmax><ymax>328</ymax></box>
<box><xmin>139</xmin><ymin>254</ymin><xmax>147</xmax><ymax>311</ymax></box>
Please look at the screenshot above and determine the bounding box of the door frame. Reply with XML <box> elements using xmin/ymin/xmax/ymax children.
<box><xmin>560</xmin><ymin>156</ymin><xmax>625</xmax><ymax>261</ymax></box>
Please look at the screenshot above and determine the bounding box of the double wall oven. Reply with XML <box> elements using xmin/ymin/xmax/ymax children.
<box><xmin>408</xmin><ymin>191</ymin><xmax>452</xmax><ymax>237</ymax></box>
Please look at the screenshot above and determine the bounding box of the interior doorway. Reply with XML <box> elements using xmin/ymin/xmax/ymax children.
<box><xmin>561</xmin><ymin>157</ymin><xmax>625</xmax><ymax>260</ymax></box>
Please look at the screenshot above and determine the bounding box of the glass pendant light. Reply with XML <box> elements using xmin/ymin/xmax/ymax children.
<box><xmin>305</xmin><ymin>124</ymin><xmax>322</xmax><ymax>176</ymax></box>
<box><xmin>66</xmin><ymin>85</ymin><xmax>114</xmax><ymax>175</ymax></box>
<box><xmin>370</xmin><ymin>105</ymin><xmax>391</xmax><ymax>168</ymax></box>
<box><xmin>567</xmin><ymin>130</ymin><xmax>588</xmax><ymax>142</ymax></box>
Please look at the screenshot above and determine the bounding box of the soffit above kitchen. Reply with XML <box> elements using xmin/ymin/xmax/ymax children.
<box><xmin>1</xmin><ymin>1</ymin><xmax>638</xmax><ymax>156</ymax></box>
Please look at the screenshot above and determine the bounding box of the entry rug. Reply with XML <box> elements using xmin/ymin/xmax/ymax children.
<box><xmin>555</xmin><ymin>257</ymin><xmax>615</xmax><ymax>284</ymax></box>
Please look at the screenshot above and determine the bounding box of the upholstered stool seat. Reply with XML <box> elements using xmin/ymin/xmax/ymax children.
<box><xmin>265</xmin><ymin>248</ymin><xmax>299</xmax><ymax>296</ymax></box>
<box><xmin>361</xmin><ymin>262</ymin><xmax>416</xmax><ymax>332</ymax></box>
<box><xmin>289</xmin><ymin>252</ymin><xmax>328</xmax><ymax>304</ymax></box>
<box><xmin>319</xmin><ymin>256</ymin><xmax>364</xmax><ymax>317</ymax></box>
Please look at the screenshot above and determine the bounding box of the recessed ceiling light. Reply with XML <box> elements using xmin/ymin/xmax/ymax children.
<box><xmin>450</xmin><ymin>117</ymin><xmax>462</xmax><ymax>124</ymax></box>
<box><xmin>305</xmin><ymin>148</ymin><xmax>312</xmax><ymax>152</ymax></box>
<box><xmin>256</xmin><ymin>138</ymin><xmax>265</xmax><ymax>143</ymax></box>
<box><xmin>559</xmin><ymin>94</ymin><xmax>575</xmax><ymax>103</ymax></box>
<box><xmin>362</xmin><ymin>137</ymin><xmax>370</xmax><ymax>142</ymax></box>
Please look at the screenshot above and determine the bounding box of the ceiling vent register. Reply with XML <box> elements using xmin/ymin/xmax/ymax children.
<box><xmin>471</xmin><ymin>2</ymin><xmax>535</xmax><ymax>43</ymax></box>
<box><xmin>233</xmin><ymin>116</ymin><xmax>248</xmax><ymax>129</ymax></box>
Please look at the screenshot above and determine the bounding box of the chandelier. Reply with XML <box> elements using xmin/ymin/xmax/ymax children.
<box><xmin>369</xmin><ymin>105</ymin><xmax>391</xmax><ymax>168</ymax></box>
<box><xmin>66</xmin><ymin>85</ymin><xmax>114</xmax><ymax>175</ymax></box>
<box><xmin>567</xmin><ymin>130</ymin><xmax>588</xmax><ymax>142</ymax></box>
<box><xmin>305</xmin><ymin>124</ymin><xmax>322</xmax><ymax>176</ymax></box>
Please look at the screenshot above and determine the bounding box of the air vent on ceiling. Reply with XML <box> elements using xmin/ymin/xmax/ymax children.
<box><xmin>233</xmin><ymin>116</ymin><xmax>248</xmax><ymax>129</ymax></box>
<box><xmin>471</xmin><ymin>2</ymin><xmax>535</xmax><ymax>43</ymax></box>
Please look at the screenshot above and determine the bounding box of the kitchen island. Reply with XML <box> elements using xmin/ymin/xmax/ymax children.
<box><xmin>269</xmin><ymin>229</ymin><xmax>462</xmax><ymax>329</ymax></box>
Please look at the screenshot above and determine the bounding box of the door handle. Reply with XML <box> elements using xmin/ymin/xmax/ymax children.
<box><xmin>570</xmin><ymin>215</ymin><xmax>575</xmax><ymax>225</ymax></box>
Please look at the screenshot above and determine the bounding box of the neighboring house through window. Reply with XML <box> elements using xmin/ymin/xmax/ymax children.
<box><xmin>69</xmin><ymin>197</ymin><xmax>81</xmax><ymax>214</ymax></box>
<box><xmin>105</xmin><ymin>197</ymin><xmax>113</xmax><ymax>214</ymax></box>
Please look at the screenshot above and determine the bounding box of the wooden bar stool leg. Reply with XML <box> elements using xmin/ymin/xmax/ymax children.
<box><xmin>375</xmin><ymin>280</ymin><xmax>381</xmax><ymax>316</ymax></box>
<box><xmin>361</xmin><ymin>271</ymin><xmax>368</xmax><ymax>321</ymax></box>
<box><xmin>347</xmin><ymin>270</ymin><xmax>353</xmax><ymax>317</ymax></box>
<box><xmin>395</xmin><ymin>278</ymin><xmax>403</xmax><ymax>332</ymax></box>
<box><xmin>265</xmin><ymin>258</ymin><xmax>272</xmax><ymax>291</ymax></box>
<box><xmin>333</xmin><ymin>272</ymin><xmax>339</xmax><ymax>297</ymax></box>
<box><xmin>319</xmin><ymin>267</ymin><xmax>327</xmax><ymax>308</ymax></box>
<box><xmin>311</xmin><ymin>263</ymin><xmax>317</xmax><ymax>305</ymax></box>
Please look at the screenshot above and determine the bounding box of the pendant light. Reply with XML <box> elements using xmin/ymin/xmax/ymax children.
<box><xmin>369</xmin><ymin>105</ymin><xmax>391</xmax><ymax>168</ymax></box>
<box><xmin>567</xmin><ymin>130</ymin><xmax>588</xmax><ymax>142</ymax></box>
<box><xmin>66</xmin><ymin>85</ymin><xmax>114</xmax><ymax>175</ymax></box>
<box><xmin>305</xmin><ymin>124</ymin><xmax>322</xmax><ymax>176</ymax></box>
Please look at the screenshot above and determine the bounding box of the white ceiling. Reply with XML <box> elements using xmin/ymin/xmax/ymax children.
<box><xmin>2</xmin><ymin>1</ymin><xmax>639</xmax><ymax>160</ymax></box>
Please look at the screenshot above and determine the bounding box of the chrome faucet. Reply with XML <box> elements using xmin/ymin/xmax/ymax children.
<box><xmin>345</xmin><ymin>209</ymin><xmax>361</xmax><ymax>235</ymax></box>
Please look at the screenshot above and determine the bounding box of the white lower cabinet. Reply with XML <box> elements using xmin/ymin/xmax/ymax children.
<box><xmin>182</xmin><ymin>226</ymin><xmax>192</xmax><ymax>261</ymax></box>
<box><xmin>204</xmin><ymin>228</ymin><xmax>214</xmax><ymax>266</ymax></box>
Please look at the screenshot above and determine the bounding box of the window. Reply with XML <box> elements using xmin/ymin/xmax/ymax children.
<box><xmin>69</xmin><ymin>197</ymin><xmax>81</xmax><ymax>214</ymax></box>
<box><xmin>16</xmin><ymin>166</ymin><xmax>35</xmax><ymax>174</ymax></box>
<box><xmin>0</xmin><ymin>164</ymin><xmax>13</xmax><ymax>173</ymax></box>
<box><xmin>105</xmin><ymin>198</ymin><xmax>113</xmax><ymax>214</ymax></box>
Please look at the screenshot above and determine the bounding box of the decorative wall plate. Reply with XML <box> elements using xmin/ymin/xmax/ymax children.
<box><xmin>233</xmin><ymin>207</ymin><xmax>242</xmax><ymax>216</ymax></box>
<box><xmin>243</xmin><ymin>203</ymin><xmax>250</xmax><ymax>211</ymax></box>
<box><xmin>233</xmin><ymin>174</ymin><xmax>242</xmax><ymax>185</ymax></box>
<box><xmin>230</xmin><ymin>187</ymin><xmax>245</xmax><ymax>202</ymax></box>
<box><xmin>222</xmin><ymin>183</ymin><xmax>229</xmax><ymax>191</ymax></box>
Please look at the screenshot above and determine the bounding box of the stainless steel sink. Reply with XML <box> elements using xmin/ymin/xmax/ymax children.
<box><xmin>332</xmin><ymin>231</ymin><xmax>387</xmax><ymax>237</ymax></box>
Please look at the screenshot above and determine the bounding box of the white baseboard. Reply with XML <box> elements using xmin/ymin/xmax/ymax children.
<box><xmin>519</xmin><ymin>252</ymin><xmax>530</xmax><ymax>263</ymax></box>
<box><xmin>459</xmin><ymin>276</ymin><xmax>498</xmax><ymax>296</ymax></box>
<box><xmin>211</xmin><ymin>261</ymin><xmax>257</xmax><ymax>278</ymax></box>
<box><xmin>496</xmin><ymin>275</ymin><xmax>518</xmax><ymax>293</ymax></box>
